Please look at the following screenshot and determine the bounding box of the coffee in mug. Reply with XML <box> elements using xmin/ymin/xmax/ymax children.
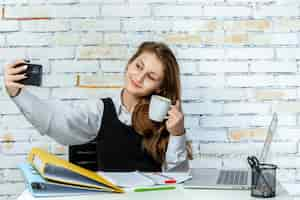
<box><xmin>149</xmin><ymin>95</ymin><xmax>171</xmax><ymax>122</ymax></box>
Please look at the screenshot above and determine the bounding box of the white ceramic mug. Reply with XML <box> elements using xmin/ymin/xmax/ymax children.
<box><xmin>149</xmin><ymin>95</ymin><xmax>171</xmax><ymax>122</ymax></box>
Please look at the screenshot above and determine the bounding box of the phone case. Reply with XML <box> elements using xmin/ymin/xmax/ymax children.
<box><xmin>18</xmin><ymin>63</ymin><xmax>42</xmax><ymax>86</ymax></box>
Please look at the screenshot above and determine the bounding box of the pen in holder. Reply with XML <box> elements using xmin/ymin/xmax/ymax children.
<box><xmin>247</xmin><ymin>156</ymin><xmax>277</xmax><ymax>198</ymax></box>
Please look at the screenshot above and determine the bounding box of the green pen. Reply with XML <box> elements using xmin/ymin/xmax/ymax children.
<box><xmin>134</xmin><ymin>186</ymin><xmax>176</xmax><ymax>192</ymax></box>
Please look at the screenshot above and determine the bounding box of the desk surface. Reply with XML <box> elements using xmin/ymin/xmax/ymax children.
<box><xmin>17</xmin><ymin>185</ymin><xmax>296</xmax><ymax>200</ymax></box>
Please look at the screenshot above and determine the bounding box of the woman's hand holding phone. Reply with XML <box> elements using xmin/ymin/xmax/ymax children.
<box><xmin>4</xmin><ymin>59</ymin><xmax>29</xmax><ymax>97</ymax></box>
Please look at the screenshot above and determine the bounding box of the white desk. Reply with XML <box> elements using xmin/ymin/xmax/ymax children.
<box><xmin>17</xmin><ymin>184</ymin><xmax>295</xmax><ymax>200</ymax></box>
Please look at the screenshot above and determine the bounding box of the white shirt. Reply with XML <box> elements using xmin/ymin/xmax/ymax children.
<box><xmin>11</xmin><ymin>88</ymin><xmax>188</xmax><ymax>171</ymax></box>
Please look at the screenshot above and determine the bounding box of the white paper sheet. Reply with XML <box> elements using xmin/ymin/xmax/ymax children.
<box><xmin>98</xmin><ymin>171</ymin><xmax>154</xmax><ymax>187</ymax></box>
<box><xmin>97</xmin><ymin>171</ymin><xmax>192</xmax><ymax>188</ymax></box>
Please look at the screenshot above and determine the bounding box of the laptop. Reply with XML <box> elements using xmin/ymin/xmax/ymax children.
<box><xmin>184</xmin><ymin>112</ymin><xmax>278</xmax><ymax>190</ymax></box>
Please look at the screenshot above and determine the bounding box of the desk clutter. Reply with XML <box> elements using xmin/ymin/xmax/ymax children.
<box><xmin>19</xmin><ymin>148</ymin><xmax>191</xmax><ymax>197</ymax></box>
<box><xmin>99</xmin><ymin>171</ymin><xmax>191</xmax><ymax>192</ymax></box>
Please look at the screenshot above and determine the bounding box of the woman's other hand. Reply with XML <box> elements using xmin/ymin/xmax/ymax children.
<box><xmin>165</xmin><ymin>100</ymin><xmax>185</xmax><ymax>136</ymax></box>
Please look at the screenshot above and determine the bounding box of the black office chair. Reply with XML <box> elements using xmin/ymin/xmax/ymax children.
<box><xmin>69</xmin><ymin>139</ymin><xmax>98</xmax><ymax>171</ymax></box>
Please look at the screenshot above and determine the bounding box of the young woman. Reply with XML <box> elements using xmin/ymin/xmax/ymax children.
<box><xmin>4</xmin><ymin>41</ymin><xmax>189</xmax><ymax>172</ymax></box>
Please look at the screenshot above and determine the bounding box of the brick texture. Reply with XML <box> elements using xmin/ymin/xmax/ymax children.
<box><xmin>1</xmin><ymin>1</ymin><xmax>300</xmax><ymax>199</ymax></box>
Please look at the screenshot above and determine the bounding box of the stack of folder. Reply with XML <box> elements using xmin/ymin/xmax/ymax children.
<box><xmin>19</xmin><ymin>148</ymin><xmax>124</xmax><ymax>197</ymax></box>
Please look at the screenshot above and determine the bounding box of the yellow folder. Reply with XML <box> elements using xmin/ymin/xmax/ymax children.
<box><xmin>27</xmin><ymin>147</ymin><xmax>124</xmax><ymax>193</ymax></box>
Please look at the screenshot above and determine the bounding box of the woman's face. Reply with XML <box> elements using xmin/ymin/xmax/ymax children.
<box><xmin>125</xmin><ymin>51</ymin><xmax>164</xmax><ymax>98</ymax></box>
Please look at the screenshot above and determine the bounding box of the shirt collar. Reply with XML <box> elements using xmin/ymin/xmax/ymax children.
<box><xmin>116</xmin><ymin>88</ymin><xmax>130</xmax><ymax>115</ymax></box>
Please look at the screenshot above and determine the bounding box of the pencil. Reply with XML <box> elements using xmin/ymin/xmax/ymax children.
<box><xmin>134</xmin><ymin>186</ymin><xmax>176</xmax><ymax>192</ymax></box>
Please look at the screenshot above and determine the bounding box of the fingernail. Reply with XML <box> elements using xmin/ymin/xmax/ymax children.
<box><xmin>23</xmin><ymin>65</ymin><xmax>28</xmax><ymax>69</ymax></box>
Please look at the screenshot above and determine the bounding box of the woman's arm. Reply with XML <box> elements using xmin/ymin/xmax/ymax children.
<box><xmin>163</xmin><ymin>134</ymin><xmax>189</xmax><ymax>172</ymax></box>
<box><xmin>11</xmin><ymin>88</ymin><xmax>103</xmax><ymax>145</ymax></box>
<box><xmin>163</xmin><ymin>100</ymin><xmax>189</xmax><ymax>171</ymax></box>
<box><xmin>4</xmin><ymin>59</ymin><xmax>104</xmax><ymax>145</ymax></box>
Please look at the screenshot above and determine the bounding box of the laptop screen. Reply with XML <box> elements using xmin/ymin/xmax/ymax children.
<box><xmin>259</xmin><ymin>113</ymin><xmax>278</xmax><ymax>163</ymax></box>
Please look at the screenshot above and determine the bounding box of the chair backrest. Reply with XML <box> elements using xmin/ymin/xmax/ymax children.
<box><xmin>69</xmin><ymin>139</ymin><xmax>98</xmax><ymax>171</ymax></box>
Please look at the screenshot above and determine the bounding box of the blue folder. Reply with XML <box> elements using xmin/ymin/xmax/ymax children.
<box><xmin>19</xmin><ymin>163</ymin><xmax>106</xmax><ymax>197</ymax></box>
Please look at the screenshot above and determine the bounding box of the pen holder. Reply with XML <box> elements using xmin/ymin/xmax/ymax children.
<box><xmin>251</xmin><ymin>163</ymin><xmax>277</xmax><ymax>198</ymax></box>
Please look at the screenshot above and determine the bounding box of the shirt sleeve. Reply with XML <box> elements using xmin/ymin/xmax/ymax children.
<box><xmin>162</xmin><ymin>134</ymin><xmax>189</xmax><ymax>172</ymax></box>
<box><xmin>11</xmin><ymin>88</ymin><xmax>103</xmax><ymax>145</ymax></box>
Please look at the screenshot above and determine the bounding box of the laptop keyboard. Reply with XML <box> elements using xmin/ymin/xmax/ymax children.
<box><xmin>217</xmin><ymin>170</ymin><xmax>248</xmax><ymax>185</ymax></box>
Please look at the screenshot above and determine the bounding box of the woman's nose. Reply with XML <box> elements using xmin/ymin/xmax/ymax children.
<box><xmin>136</xmin><ymin>72</ymin><xmax>145</xmax><ymax>82</ymax></box>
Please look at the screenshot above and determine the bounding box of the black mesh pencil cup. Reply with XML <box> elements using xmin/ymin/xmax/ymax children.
<box><xmin>251</xmin><ymin>163</ymin><xmax>277</xmax><ymax>198</ymax></box>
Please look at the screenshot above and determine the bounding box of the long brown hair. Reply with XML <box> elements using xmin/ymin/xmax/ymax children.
<box><xmin>129</xmin><ymin>42</ymin><xmax>181</xmax><ymax>164</ymax></box>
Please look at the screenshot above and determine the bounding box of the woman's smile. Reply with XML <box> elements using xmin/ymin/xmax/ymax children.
<box><xmin>130</xmin><ymin>78</ymin><xmax>142</xmax><ymax>88</ymax></box>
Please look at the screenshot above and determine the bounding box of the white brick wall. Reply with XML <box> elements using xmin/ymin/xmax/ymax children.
<box><xmin>0</xmin><ymin>48</ymin><xmax>26</xmax><ymax>61</ymax></box>
<box><xmin>123</xmin><ymin>19</ymin><xmax>173</xmax><ymax>32</ymax></box>
<box><xmin>227</xmin><ymin>48</ymin><xmax>274</xmax><ymax>60</ymax></box>
<box><xmin>154</xmin><ymin>5</ymin><xmax>203</xmax><ymax>17</ymax></box>
<box><xmin>254</xmin><ymin>5</ymin><xmax>299</xmax><ymax>17</ymax></box>
<box><xmin>203</xmin><ymin>6</ymin><xmax>252</xmax><ymax>17</ymax></box>
<box><xmin>71</xmin><ymin>19</ymin><xmax>121</xmax><ymax>31</ymax></box>
<box><xmin>102</xmin><ymin>5</ymin><xmax>151</xmax><ymax>17</ymax></box>
<box><xmin>0</xmin><ymin>21</ymin><xmax>19</xmax><ymax>32</ymax></box>
<box><xmin>27</xmin><ymin>47</ymin><xmax>74</xmax><ymax>59</ymax></box>
<box><xmin>198</xmin><ymin>61</ymin><xmax>248</xmax><ymax>73</ymax></box>
<box><xmin>227</xmin><ymin>75</ymin><xmax>275</xmax><ymax>87</ymax></box>
<box><xmin>250</xmin><ymin>61</ymin><xmax>297</xmax><ymax>73</ymax></box>
<box><xmin>51</xmin><ymin>60</ymin><xmax>99</xmax><ymax>73</ymax></box>
<box><xmin>21</xmin><ymin>20</ymin><xmax>69</xmax><ymax>32</ymax></box>
<box><xmin>0</xmin><ymin>36</ymin><xmax>6</xmax><ymax>46</ymax></box>
<box><xmin>5</xmin><ymin>5</ymin><xmax>100</xmax><ymax>18</ymax></box>
<box><xmin>177</xmin><ymin>48</ymin><xmax>225</xmax><ymax>60</ymax></box>
<box><xmin>7</xmin><ymin>33</ymin><xmax>52</xmax><ymax>46</ymax></box>
<box><xmin>1</xmin><ymin>0</ymin><xmax>300</xmax><ymax>199</ymax></box>
<box><xmin>277</xmin><ymin>48</ymin><xmax>300</xmax><ymax>59</ymax></box>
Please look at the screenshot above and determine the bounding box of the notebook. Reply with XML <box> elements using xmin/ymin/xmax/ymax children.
<box><xmin>184</xmin><ymin>112</ymin><xmax>278</xmax><ymax>190</ymax></box>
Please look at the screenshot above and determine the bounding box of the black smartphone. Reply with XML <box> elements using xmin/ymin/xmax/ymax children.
<box><xmin>17</xmin><ymin>63</ymin><xmax>42</xmax><ymax>86</ymax></box>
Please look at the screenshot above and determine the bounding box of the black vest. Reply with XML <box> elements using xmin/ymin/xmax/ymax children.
<box><xmin>69</xmin><ymin>98</ymin><xmax>161</xmax><ymax>172</ymax></box>
<box><xmin>96</xmin><ymin>98</ymin><xmax>161</xmax><ymax>172</ymax></box>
